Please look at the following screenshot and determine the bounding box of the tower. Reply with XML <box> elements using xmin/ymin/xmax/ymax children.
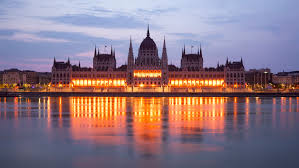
<box><xmin>162</xmin><ymin>36</ymin><xmax>168</xmax><ymax>86</ymax></box>
<box><xmin>127</xmin><ymin>37</ymin><xmax>134</xmax><ymax>86</ymax></box>
<box><xmin>199</xmin><ymin>44</ymin><xmax>203</xmax><ymax>70</ymax></box>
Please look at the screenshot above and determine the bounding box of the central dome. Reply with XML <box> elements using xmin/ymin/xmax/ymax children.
<box><xmin>139</xmin><ymin>36</ymin><xmax>157</xmax><ymax>50</ymax></box>
<box><xmin>135</xmin><ymin>25</ymin><xmax>160</xmax><ymax>68</ymax></box>
<box><xmin>139</xmin><ymin>25</ymin><xmax>157</xmax><ymax>50</ymax></box>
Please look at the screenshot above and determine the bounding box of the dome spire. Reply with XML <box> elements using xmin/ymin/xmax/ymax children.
<box><xmin>163</xmin><ymin>36</ymin><xmax>166</xmax><ymax>48</ymax></box>
<box><xmin>147</xmin><ymin>24</ymin><xmax>150</xmax><ymax>37</ymax></box>
<box><xmin>200</xmin><ymin>43</ymin><xmax>203</xmax><ymax>57</ymax></box>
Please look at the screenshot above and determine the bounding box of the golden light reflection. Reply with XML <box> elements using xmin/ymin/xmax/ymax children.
<box><xmin>7</xmin><ymin>96</ymin><xmax>299</xmax><ymax>155</ymax></box>
<box><xmin>281</xmin><ymin>97</ymin><xmax>286</xmax><ymax>113</ymax></box>
<box><xmin>272</xmin><ymin>98</ymin><xmax>277</xmax><ymax>128</ymax></box>
<box><xmin>289</xmin><ymin>97</ymin><xmax>292</xmax><ymax>113</ymax></box>
<box><xmin>168</xmin><ymin>97</ymin><xmax>226</xmax><ymax>136</ymax></box>
<box><xmin>132</xmin><ymin>97</ymin><xmax>163</xmax><ymax>155</ymax></box>
<box><xmin>245</xmin><ymin>97</ymin><xmax>250</xmax><ymax>128</ymax></box>
<box><xmin>14</xmin><ymin>97</ymin><xmax>18</xmax><ymax>119</ymax></box>
<box><xmin>233</xmin><ymin>97</ymin><xmax>238</xmax><ymax>130</ymax></box>
<box><xmin>70</xmin><ymin>97</ymin><xmax>127</xmax><ymax>145</ymax></box>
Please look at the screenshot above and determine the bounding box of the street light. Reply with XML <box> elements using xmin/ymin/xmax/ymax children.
<box><xmin>264</xmin><ymin>71</ymin><xmax>268</xmax><ymax>90</ymax></box>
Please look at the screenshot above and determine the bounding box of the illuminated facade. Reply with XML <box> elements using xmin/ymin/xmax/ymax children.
<box><xmin>51</xmin><ymin>26</ymin><xmax>245</xmax><ymax>91</ymax></box>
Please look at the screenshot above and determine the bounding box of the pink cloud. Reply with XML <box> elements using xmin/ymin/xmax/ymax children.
<box><xmin>0</xmin><ymin>33</ymin><xmax>70</xmax><ymax>43</ymax></box>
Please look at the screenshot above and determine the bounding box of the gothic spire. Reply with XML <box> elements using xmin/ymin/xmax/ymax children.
<box><xmin>127</xmin><ymin>36</ymin><xmax>134</xmax><ymax>69</ymax></box>
<box><xmin>67</xmin><ymin>57</ymin><xmax>70</xmax><ymax>64</ymax></box>
<box><xmin>162</xmin><ymin>36</ymin><xmax>168</xmax><ymax>84</ymax></box>
<box><xmin>111</xmin><ymin>45</ymin><xmax>113</xmax><ymax>55</ymax></box>
<box><xmin>147</xmin><ymin>24</ymin><xmax>150</xmax><ymax>37</ymax></box>
<box><xmin>129</xmin><ymin>36</ymin><xmax>132</xmax><ymax>49</ymax></box>
<box><xmin>94</xmin><ymin>45</ymin><xmax>96</xmax><ymax>57</ymax></box>
<box><xmin>200</xmin><ymin>43</ymin><xmax>203</xmax><ymax>57</ymax></box>
<box><xmin>97</xmin><ymin>48</ymin><xmax>100</xmax><ymax>55</ymax></box>
<box><xmin>226</xmin><ymin>57</ymin><xmax>229</xmax><ymax>65</ymax></box>
<box><xmin>79</xmin><ymin>61</ymin><xmax>81</xmax><ymax>68</ymax></box>
<box><xmin>162</xmin><ymin>37</ymin><xmax>168</xmax><ymax>60</ymax></box>
<box><xmin>183</xmin><ymin>44</ymin><xmax>186</xmax><ymax>54</ymax></box>
<box><xmin>163</xmin><ymin>36</ymin><xmax>166</xmax><ymax>49</ymax></box>
<box><xmin>54</xmin><ymin>57</ymin><xmax>56</xmax><ymax>64</ymax></box>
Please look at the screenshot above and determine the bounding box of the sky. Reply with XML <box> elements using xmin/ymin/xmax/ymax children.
<box><xmin>0</xmin><ymin>0</ymin><xmax>298</xmax><ymax>73</ymax></box>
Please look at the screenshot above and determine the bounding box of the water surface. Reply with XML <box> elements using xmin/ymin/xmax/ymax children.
<box><xmin>1</xmin><ymin>97</ymin><xmax>299</xmax><ymax>168</ymax></box>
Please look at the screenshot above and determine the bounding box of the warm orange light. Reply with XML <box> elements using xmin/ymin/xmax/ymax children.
<box><xmin>134</xmin><ymin>70</ymin><xmax>161</xmax><ymax>78</ymax></box>
<box><xmin>169</xmin><ymin>78</ymin><xmax>225</xmax><ymax>87</ymax></box>
<box><xmin>72</xmin><ymin>79</ymin><xmax>126</xmax><ymax>87</ymax></box>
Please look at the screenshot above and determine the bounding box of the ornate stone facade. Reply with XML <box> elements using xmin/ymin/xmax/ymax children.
<box><xmin>51</xmin><ymin>26</ymin><xmax>246</xmax><ymax>91</ymax></box>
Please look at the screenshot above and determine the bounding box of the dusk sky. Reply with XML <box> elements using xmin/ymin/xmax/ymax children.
<box><xmin>0</xmin><ymin>0</ymin><xmax>298</xmax><ymax>73</ymax></box>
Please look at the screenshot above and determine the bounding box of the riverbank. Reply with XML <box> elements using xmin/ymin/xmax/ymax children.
<box><xmin>0</xmin><ymin>91</ymin><xmax>298</xmax><ymax>97</ymax></box>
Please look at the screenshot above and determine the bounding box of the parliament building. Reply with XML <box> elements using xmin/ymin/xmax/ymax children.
<box><xmin>51</xmin><ymin>27</ymin><xmax>245</xmax><ymax>92</ymax></box>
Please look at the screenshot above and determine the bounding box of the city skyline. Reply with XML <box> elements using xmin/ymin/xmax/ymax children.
<box><xmin>0</xmin><ymin>0</ymin><xmax>298</xmax><ymax>73</ymax></box>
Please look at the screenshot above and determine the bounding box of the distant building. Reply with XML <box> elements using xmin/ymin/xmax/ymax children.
<box><xmin>272</xmin><ymin>71</ymin><xmax>299</xmax><ymax>86</ymax></box>
<box><xmin>0</xmin><ymin>71</ymin><xmax>3</xmax><ymax>84</ymax></box>
<box><xmin>51</xmin><ymin>26</ymin><xmax>245</xmax><ymax>91</ymax></box>
<box><xmin>225</xmin><ymin>58</ymin><xmax>245</xmax><ymax>88</ymax></box>
<box><xmin>245</xmin><ymin>68</ymin><xmax>272</xmax><ymax>88</ymax></box>
<box><xmin>38</xmin><ymin>72</ymin><xmax>52</xmax><ymax>85</ymax></box>
<box><xmin>3</xmin><ymin>69</ymin><xmax>22</xmax><ymax>85</ymax></box>
<box><xmin>2</xmin><ymin>69</ymin><xmax>47</xmax><ymax>85</ymax></box>
<box><xmin>22</xmin><ymin>71</ymin><xmax>39</xmax><ymax>84</ymax></box>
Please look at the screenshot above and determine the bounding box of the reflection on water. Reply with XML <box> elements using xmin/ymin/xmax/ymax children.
<box><xmin>1</xmin><ymin>96</ymin><xmax>299</xmax><ymax>167</ymax></box>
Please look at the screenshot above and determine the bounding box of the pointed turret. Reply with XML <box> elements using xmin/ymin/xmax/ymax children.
<box><xmin>54</xmin><ymin>57</ymin><xmax>56</xmax><ymax>64</ymax></box>
<box><xmin>200</xmin><ymin>43</ymin><xmax>203</xmax><ymax>57</ymax></box>
<box><xmin>94</xmin><ymin>45</ymin><xmax>97</xmax><ymax>57</ymax></box>
<box><xmin>127</xmin><ymin>37</ymin><xmax>134</xmax><ymax>69</ymax></box>
<box><xmin>226</xmin><ymin>57</ymin><xmax>229</xmax><ymax>65</ymax></box>
<box><xmin>183</xmin><ymin>44</ymin><xmax>186</xmax><ymax>55</ymax></box>
<box><xmin>111</xmin><ymin>45</ymin><xmax>113</xmax><ymax>55</ymax></box>
<box><xmin>79</xmin><ymin>61</ymin><xmax>81</xmax><ymax>68</ymax></box>
<box><xmin>67</xmin><ymin>57</ymin><xmax>70</xmax><ymax>64</ymax></box>
<box><xmin>197</xmin><ymin>47</ymin><xmax>200</xmax><ymax>55</ymax></box>
<box><xmin>162</xmin><ymin>36</ymin><xmax>168</xmax><ymax>64</ymax></box>
<box><xmin>97</xmin><ymin>48</ymin><xmax>100</xmax><ymax>55</ymax></box>
<box><xmin>162</xmin><ymin>36</ymin><xmax>168</xmax><ymax>86</ymax></box>
<box><xmin>127</xmin><ymin>36</ymin><xmax>134</xmax><ymax>86</ymax></box>
<box><xmin>147</xmin><ymin>24</ymin><xmax>150</xmax><ymax>37</ymax></box>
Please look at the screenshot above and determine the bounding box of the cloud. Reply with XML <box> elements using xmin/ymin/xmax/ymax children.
<box><xmin>0</xmin><ymin>32</ymin><xmax>70</xmax><ymax>43</ymax></box>
<box><xmin>203</xmin><ymin>15</ymin><xmax>240</xmax><ymax>25</ymax></box>
<box><xmin>75</xmin><ymin>50</ymin><xmax>94</xmax><ymax>57</ymax></box>
<box><xmin>169</xmin><ymin>33</ymin><xmax>199</xmax><ymax>38</ymax></box>
<box><xmin>49</xmin><ymin>14</ymin><xmax>146</xmax><ymax>28</ymax></box>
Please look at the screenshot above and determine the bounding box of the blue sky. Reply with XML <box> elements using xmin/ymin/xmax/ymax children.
<box><xmin>0</xmin><ymin>0</ymin><xmax>298</xmax><ymax>73</ymax></box>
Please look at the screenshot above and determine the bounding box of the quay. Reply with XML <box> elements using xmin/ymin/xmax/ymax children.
<box><xmin>0</xmin><ymin>92</ymin><xmax>299</xmax><ymax>97</ymax></box>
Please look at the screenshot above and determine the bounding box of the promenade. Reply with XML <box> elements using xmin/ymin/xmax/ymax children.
<box><xmin>1</xmin><ymin>91</ymin><xmax>298</xmax><ymax>97</ymax></box>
